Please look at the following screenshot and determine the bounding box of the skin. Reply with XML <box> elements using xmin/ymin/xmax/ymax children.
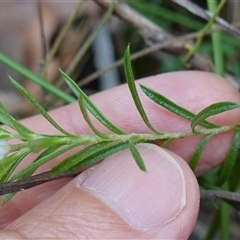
<box><xmin>0</xmin><ymin>71</ymin><xmax>240</xmax><ymax>239</ymax></box>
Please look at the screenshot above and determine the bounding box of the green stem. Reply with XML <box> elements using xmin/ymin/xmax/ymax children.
<box><xmin>183</xmin><ymin>0</ymin><xmax>226</xmax><ymax>65</ymax></box>
<box><xmin>9</xmin><ymin>124</ymin><xmax>234</xmax><ymax>157</ymax></box>
<box><xmin>204</xmin><ymin>210</ymin><xmax>220</xmax><ymax>240</ymax></box>
<box><xmin>207</xmin><ymin>0</ymin><xmax>224</xmax><ymax>76</ymax></box>
<box><xmin>32</xmin><ymin>124</ymin><xmax>234</xmax><ymax>146</ymax></box>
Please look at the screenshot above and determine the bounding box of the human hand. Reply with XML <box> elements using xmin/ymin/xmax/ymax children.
<box><xmin>0</xmin><ymin>71</ymin><xmax>240</xmax><ymax>239</ymax></box>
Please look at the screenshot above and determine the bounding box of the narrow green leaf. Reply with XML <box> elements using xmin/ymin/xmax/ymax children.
<box><xmin>124</xmin><ymin>46</ymin><xmax>161</xmax><ymax>134</ymax></box>
<box><xmin>216</xmin><ymin>131</ymin><xmax>240</xmax><ymax>186</ymax></box>
<box><xmin>34</xmin><ymin>145</ymin><xmax>60</xmax><ymax>162</ymax></box>
<box><xmin>0</xmin><ymin>102</ymin><xmax>34</xmax><ymax>137</ymax></box>
<box><xmin>68</xmin><ymin>141</ymin><xmax>130</xmax><ymax>172</ymax></box>
<box><xmin>10</xmin><ymin>142</ymin><xmax>81</xmax><ymax>181</ymax></box>
<box><xmin>59</xmin><ymin>69</ymin><xmax>81</xmax><ymax>98</ymax></box>
<box><xmin>140</xmin><ymin>84</ymin><xmax>219</xmax><ymax>129</ymax></box>
<box><xmin>9</xmin><ymin>77</ymin><xmax>73</xmax><ymax>136</ymax></box>
<box><xmin>2</xmin><ymin>192</ymin><xmax>16</xmax><ymax>205</ymax></box>
<box><xmin>191</xmin><ymin>101</ymin><xmax>240</xmax><ymax>132</ymax></box>
<box><xmin>0</xmin><ymin>148</ymin><xmax>30</xmax><ymax>183</ymax></box>
<box><xmin>0</xmin><ymin>51</ymin><xmax>75</xmax><ymax>103</ymax></box>
<box><xmin>78</xmin><ymin>94</ymin><xmax>109</xmax><ymax>138</ymax></box>
<box><xmin>0</xmin><ymin>127</ymin><xmax>14</xmax><ymax>139</ymax></box>
<box><xmin>128</xmin><ymin>139</ymin><xmax>146</xmax><ymax>171</ymax></box>
<box><xmin>161</xmin><ymin>138</ymin><xmax>173</xmax><ymax>149</ymax></box>
<box><xmin>52</xmin><ymin>141</ymin><xmax>110</xmax><ymax>173</ymax></box>
<box><xmin>10</xmin><ymin>146</ymin><xmax>61</xmax><ymax>182</ymax></box>
<box><xmin>60</xmin><ymin>70</ymin><xmax>126</xmax><ymax>135</ymax></box>
<box><xmin>189</xmin><ymin>134</ymin><xmax>213</xmax><ymax>171</ymax></box>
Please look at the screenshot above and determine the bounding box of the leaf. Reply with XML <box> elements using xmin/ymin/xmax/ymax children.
<box><xmin>52</xmin><ymin>141</ymin><xmax>111</xmax><ymax>173</ymax></box>
<box><xmin>161</xmin><ymin>138</ymin><xmax>173</xmax><ymax>149</ymax></box>
<box><xmin>10</xmin><ymin>146</ymin><xmax>61</xmax><ymax>182</ymax></box>
<box><xmin>216</xmin><ymin>131</ymin><xmax>240</xmax><ymax>186</ymax></box>
<box><xmin>124</xmin><ymin>45</ymin><xmax>161</xmax><ymax>134</ymax></box>
<box><xmin>0</xmin><ymin>52</ymin><xmax>74</xmax><ymax>103</ymax></box>
<box><xmin>60</xmin><ymin>70</ymin><xmax>126</xmax><ymax>135</ymax></box>
<box><xmin>2</xmin><ymin>192</ymin><xmax>16</xmax><ymax>205</ymax></box>
<box><xmin>78</xmin><ymin>94</ymin><xmax>109</xmax><ymax>138</ymax></box>
<box><xmin>0</xmin><ymin>148</ymin><xmax>30</xmax><ymax>183</ymax></box>
<box><xmin>191</xmin><ymin>101</ymin><xmax>240</xmax><ymax>132</ymax></box>
<box><xmin>10</xmin><ymin>142</ymin><xmax>81</xmax><ymax>181</ymax></box>
<box><xmin>189</xmin><ymin>134</ymin><xmax>213</xmax><ymax>171</ymax></box>
<box><xmin>128</xmin><ymin>138</ymin><xmax>146</xmax><ymax>171</ymax></box>
<box><xmin>67</xmin><ymin>141</ymin><xmax>131</xmax><ymax>172</ymax></box>
<box><xmin>0</xmin><ymin>102</ymin><xmax>34</xmax><ymax>137</ymax></box>
<box><xmin>0</xmin><ymin>127</ymin><xmax>13</xmax><ymax>140</ymax></box>
<box><xmin>9</xmin><ymin>77</ymin><xmax>73</xmax><ymax>136</ymax></box>
<box><xmin>140</xmin><ymin>84</ymin><xmax>218</xmax><ymax>129</ymax></box>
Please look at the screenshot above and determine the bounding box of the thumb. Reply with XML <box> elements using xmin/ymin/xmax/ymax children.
<box><xmin>0</xmin><ymin>144</ymin><xmax>199</xmax><ymax>239</ymax></box>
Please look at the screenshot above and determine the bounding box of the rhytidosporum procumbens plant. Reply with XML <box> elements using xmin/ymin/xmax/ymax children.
<box><xmin>0</xmin><ymin>45</ymin><xmax>240</xmax><ymax>208</ymax></box>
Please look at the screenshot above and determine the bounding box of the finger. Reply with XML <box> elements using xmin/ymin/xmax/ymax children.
<box><xmin>0</xmin><ymin>144</ymin><xmax>199</xmax><ymax>239</ymax></box>
<box><xmin>22</xmin><ymin>71</ymin><xmax>240</xmax><ymax>171</ymax></box>
<box><xmin>1</xmin><ymin>71</ymin><xmax>240</xmax><ymax>227</ymax></box>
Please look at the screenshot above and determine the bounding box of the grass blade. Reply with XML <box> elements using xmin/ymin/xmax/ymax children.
<box><xmin>124</xmin><ymin>45</ymin><xmax>161</xmax><ymax>134</ymax></box>
<box><xmin>216</xmin><ymin>131</ymin><xmax>240</xmax><ymax>186</ymax></box>
<box><xmin>10</xmin><ymin>77</ymin><xmax>73</xmax><ymax>136</ymax></box>
<box><xmin>140</xmin><ymin>84</ymin><xmax>218</xmax><ymax>129</ymax></box>
<box><xmin>0</xmin><ymin>51</ymin><xmax>74</xmax><ymax>103</ymax></box>
<box><xmin>191</xmin><ymin>101</ymin><xmax>240</xmax><ymax>132</ymax></box>
<box><xmin>60</xmin><ymin>70</ymin><xmax>126</xmax><ymax>135</ymax></box>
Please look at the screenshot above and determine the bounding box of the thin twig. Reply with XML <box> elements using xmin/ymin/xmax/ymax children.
<box><xmin>93</xmin><ymin>0</ymin><xmax>212</xmax><ymax>71</ymax></box>
<box><xmin>0</xmin><ymin>171</ymin><xmax>79</xmax><ymax>195</ymax></box>
<box><xmin>172</xmin><ymin>0</ymin><xmax>240</xmax><ymax>38</ymax></box>
<box><xmin>200</xmin><ymin>189</ymin><xmax>240</xmax><ymax>202</ymax></box>
<box><xmin>79</xmin><ymin>30</ymin><xmax>211</xmax><ymax>87</ymax></box>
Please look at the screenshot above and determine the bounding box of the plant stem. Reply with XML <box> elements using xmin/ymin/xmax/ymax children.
<box><xmin>207</xmin><ymin>0</ymin><xmax>224</xmax><ymax>76</ymax></box>
<box><xmin>0</xmin><ymin>171</ymin><xmax>79</xmax><ymax>195</ymax></box>
<box><xmin>219</xmin><ymin>182</ymin><xmax>230</xmax><ymax>240</ymax></box>
<box><xmin>183</xmin><ymin>0</ymin><xmax>226</xmax><ymax>64</ymax></box>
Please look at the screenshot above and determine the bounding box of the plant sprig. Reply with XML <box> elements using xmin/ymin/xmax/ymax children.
<box><xmin>0</xmin><ymin>46</ymin><xmax>240</xmax><ymax>208</ymax></box>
